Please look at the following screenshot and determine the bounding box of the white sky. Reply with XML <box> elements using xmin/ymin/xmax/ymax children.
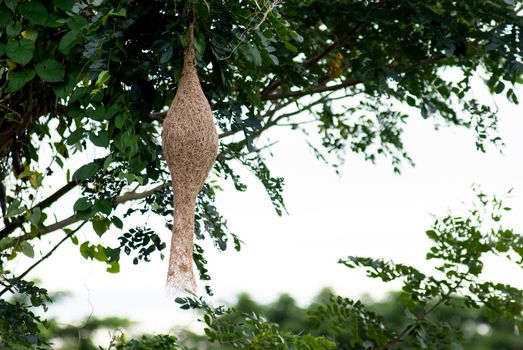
<box><xmin>6</xmin><ymin>80</ymin><xmax>523</xmax><ymax>340</ymax></box>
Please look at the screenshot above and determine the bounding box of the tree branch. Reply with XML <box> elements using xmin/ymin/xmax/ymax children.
<box><xmin>0</xmin><ymin>50</ymin><xmax>448</xmax><ymax>243</ymax></box>
<box><xmin>382</xmin><ymin>297</ymin><xmax>447</xmax><ymax>349</ymax></box>
<box><xmin>264</xmin><ymin>79</ymin><xmax>362</xmax><ymax>100</ymax></box>
<box><xmin>260</xmin><ymin>0</ymin><xmax>388</xmax><ymax>99</ymax></box>
<box><xmin>16</xmin><ymin>183</ymin><xmax>170</xmax><ymax>241</ymax></box>
<box><xmin>0</xmin><ymin>221</ymin><xmax>87</xmax><ymax>298</ymax></box>
<box><xmin>16</xmin><ymin>103</ymin><xmax>302</xmax><ymax>241</ymax></box>
<box><xmin>403</xmin><ymin>54</ymin><xmax>446</xmax><ymax>72</ymax></box>
<box><xmin>144</xmin><ymin>0</ymin><xmax>387</xmax><ymax>122</ymax></box>
<box><xmin>0</xmin><ymin>180</ymin><xmax>80</xmax><ymax>240</ymax></box>
<box><xmin>113</xmin><ymin>182</ymin><xmax>167</xmax><ymax>204</ymax></box>
<box><xmin>382</xmin><ymin>278</ymin><xmax>463</xmax><ymax>349</ymax></box>
<box><xmin>263</xmin><ymin>54</ymin><xmax>447</xmax><ymax>101</ymax></box>
<box><xmin>0</xmin><ymin>124</ymin><xmax>247</xmax><ymax>241</ymax></box>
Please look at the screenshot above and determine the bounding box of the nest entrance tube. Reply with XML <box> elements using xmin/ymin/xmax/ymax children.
<box><xmin>162</xmin><ymin>23</ymin><xmax>218</xmax><ymax>293</ymax></box>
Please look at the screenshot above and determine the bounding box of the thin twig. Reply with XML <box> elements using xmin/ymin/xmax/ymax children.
<box><xmin>0</xmin><ymin>104</ymin><xmax>22</xmax><ymax>119</ymax></box>
<box><xmin>382</xmin><ymin>278</ymin><xmax>464</xmax><ymax>349</ymax></box>
<box><xmin>382</xmin><ymin>297</ymin><xmax>447</xmax><ymax>349</ymax></box>
<box><xmin>264</xmin><ymin>79</ymin><xmax>362</xmax><ymax>100</ymax></box>
<box><xmin>15</xmin><ymin>183</ymin><xmax>169</xmax><ymax>242</ymax></box>
<box><xmin>264</xmin><ymin>53</ymin><xmax>447</xmax><ymax>101</ymax></box>
<box><xmin>114</xmin><ymin>183</ymin><xmax>167</xmax><ymax>204</ymax></box>
<box><xmin>0</xmin><ymin>50</ymin><xmax>446</xmax><ymax>242</ymax></box>
<box><xmin>0</xmin><ymin>180</ymin><xmax>80</xmax><ymax>239</ymax></box>
<box><xmin>0</xmin><ymin>221</ymin><xmax>87</xmax><ymax>298</ymax></box>
<box><xmin>0</xmin><ymin>126</ymin><xmax>240</xmax><ymax>240</ymax></box>
<box><xmin>260</xmin><ymin>0</ymin><xmax>387</xmax><ymax>99</ymax></box>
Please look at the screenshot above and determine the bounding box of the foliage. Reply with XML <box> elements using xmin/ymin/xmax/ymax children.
<box><xmin>27</xmin><ymin>192</ymin><xmax>523</xmax><ymax>349</ymax></box>
<box><xmin>1</xmin><ymin>0</ymin><xmax>522</xmax><ymax>283</ymax></box>
<box><xmin>174</xmin><ymin>290</ymin><xmax>523</xmax><ymax>350</ymax></box>
<box><xmin>169</xmin><ymin>192</ymin><xmax>522</xmax><ymax>349</ymax></box>
<box><xmin>0</xmin><ymin>0</ymin><xmax>522</xmax><ymax>348</ymax></box>
<box><xmin>109</xmin><ymin>334</ymin><xmax>181</xmax><ymax>350</ymax></box>
<box><xmin>0</xmin><ymin>263</ymin><xmax>51</xmax><ymax>349</ymax></box>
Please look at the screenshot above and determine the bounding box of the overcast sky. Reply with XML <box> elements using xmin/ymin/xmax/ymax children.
<box><xmin>7</xmin><ymin>80</ymin><xmax>523</xmax><ymax>340</ymax></box>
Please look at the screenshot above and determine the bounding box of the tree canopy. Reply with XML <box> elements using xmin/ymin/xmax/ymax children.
<box><xmin>0</xmin><ymin>0</ymin><xmax>522</xmax><ymax>349</ymax></box>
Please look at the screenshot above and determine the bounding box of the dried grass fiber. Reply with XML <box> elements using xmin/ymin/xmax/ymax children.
<box><xmin>162</xmin><ymin>23</ymin><xmax>218</xmax><ymax>293</ymax></box>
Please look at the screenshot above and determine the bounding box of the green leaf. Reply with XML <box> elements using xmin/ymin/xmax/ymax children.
<box><xmin>406</xmin><ymin>95</ymin><xmax>416</xmax><ymax>106</ymax></box>
<box><xmin>73</xmin><ymin>197</ymin><xmax>92</xmax><ymax>212</ymax></box>
<box><xmin>6</xmin><ymin>21</ymin><xmax>22</xmax><ymax>37</ymax></box>
<box><xmin>30</xmin><ymin>207</ymin><xmax>41</xmax><ymax>226</ymax></box>
<box><xmin>129</xmin><ymin>156</ymin><xmax>146</xmax><ymax>173</ymax></box>
<box><xmin>72</xmin><ymin>161</ymin><xmax>100</xmax><ymax>181</ymax></box>
<box><xmin>269</xmin><ymin>54</ymin><xmax>279</xmax><ymax>65</ymax></box>
<box><xmin>66</xmin><ymin>15</ymin><xmax>88</xmax><ymax>32</ymax></box>
<box><xmin>160</xmin><ymin>46</ymin><xmax>173</xmax><ymax>64</ymax></box>
<box><xmin>111</xmin><ymin>216</ymin><xmax>123</xmax><ymax>229</ymax></box>
<box><xmin>69</xmin><ymin>86</ymin><xmax>86</xmax><ymax>103</ymax></box>
<box><xmin>52</xmin><ymin>0</ymin><xmax>75</xmax><ymax>11</ymax></box>
<box><xmin>8</xmin><ymin>68</ymin><xmax>35</xmax><ymax>92</ymax></box>
<box><xmin>95</xmin><ymin>70</ymin><xmax>110</xmax><ymax>87</ymax></box>
<box><xmin>91</xmin><ymin>216</ymin><xmax>111</xmax><ymax>237</ymax></box>
<box><xmin>94</xmin><ymin>198</ymin><xmax>113</xmax><ymax>215</ymax></box>
<box><xmin>104</xmin><ymin>247</ymin><xmax>120</xmax><ymax>261</ymax></box>
<box><xmin>18</xmin><ymin>1</ymin><xmax>49</xmax><ymax>26</ymax></box>
<box><xmin>20</xmin><ymin>241</ymin><xmax>34</xmax><ymax>258</ymax></box>
<box><xmin>70</xmin><ymin>235</ymin><xmax>78</xmax><ymax>245</ymax></box>
<box><xmin>58</xmin><ymin>30</ymin><xmax>78</xmax><ymax>54</ymax></box>
<box><xmin>494</xmin><ymin>81</ymin><xmax>505</xmax><ymax>94</ymax></box>
<box><xmin>35</xmin><ymin>59</ymin><xmax>65</xmax><ymax>82</ymax></box>
<box><xmin>103</xmin><ymin>155</ymin><xmax>113</xmax><ymax>170</ymax></box>
<box><xmin>4</xmin><ymin>0</ymin><xmax>17</xmax><ymax>11</ymax></box>
<box><xmin>53</xmin><ymin>69</ymin><xmax>79</xmax><ymax>99</ymax></box>
<box><xmin>283</xmin><ymin>41</ymin><xmax>298</xmax><ymax>53</ymax></box>
<box><xmin>55</xmin><ymin>156</ymin><xmax>64</xmax><ymax>168</ymax></box>
<box><xmin>92</xmin><ymin>245</ymin><xmax>107</xmax><ymax>262</ymax></box>
<box><xmin>45</xmin><ymin>12</ymin><xmax>61</xmax><ymax>27</ymax></box>
<box><xmin>426</xmin><ymin>230</ymin><xmax>437</xmax><ymax>239</ymax></box>
<box><xmin>6</xmin><ymin>39</ymin><xmax>34</xmax><ymax>65</ymax></box>
<box><xmin>76</xmin><ymin>208</ymin><xmax>96</xmax><ymax>221</ymax></box>
<box><xmin>66</xmin><ymin>127</ymin><xmax>85</xmax><ymax>145</ymax></box>
<box><xmin>0</xmin><ymin>5</ymin><xmax>12</xmax><ymax>26</ymax></box>
<box><xmin>239</xmin><ymin>43</ymin><xmax>262</xmax><ymax>66</ymax></box>
<box><xmin>115</xmin><ymin>113</ymin><xmax>128</xmax><ymax>129</ymax></box>
<box><xmin>6</xmin><ymin>199</ymin><xmax>25</xmax><ymax>218</ymax></box>
<box><xmin>79</xmin><ymin>241</ymin><xmax>90</xmax><ymax>259</ymax></box>
<box><xmin>106</xmin><ymin>260</ymin><xmax>120</xmax><ymax>273</ymax></box>
<box><xmin>101</xmin><ymin>8</ymin><xmax>127</xmax><ymax>26</ymax></box>
<box><xmin>89</xmin><ymin>130</ymin><xmax>109</xmax><ymax>147</ymax></box>
<box><xmin>21</xmin><ymin>28</ymin><xmax>38</xmax><ymax>42</ymax></box>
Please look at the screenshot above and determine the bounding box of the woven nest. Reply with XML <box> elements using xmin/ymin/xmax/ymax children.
<box><xmin>162</xmin><ymin>23</ymin><xmax>218</xmax><ymax>293</ymax></box>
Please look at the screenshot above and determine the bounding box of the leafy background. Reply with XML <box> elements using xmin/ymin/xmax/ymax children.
<box><xmin>1</xmin><ymin>0</ymin><xmax>523</xmax><ymax>348</ymax></box>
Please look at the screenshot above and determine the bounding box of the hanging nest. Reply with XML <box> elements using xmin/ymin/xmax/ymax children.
<box><xmin>162</xmin><ymin>23</ymin><xmax>218</xmax><ymax>293</ymax></box>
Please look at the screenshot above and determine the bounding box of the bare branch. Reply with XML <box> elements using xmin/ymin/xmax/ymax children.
<box><xmin>113</xmin><ymin>183</ymin><xmax>167</xmax><ymax>204</ymax></box>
